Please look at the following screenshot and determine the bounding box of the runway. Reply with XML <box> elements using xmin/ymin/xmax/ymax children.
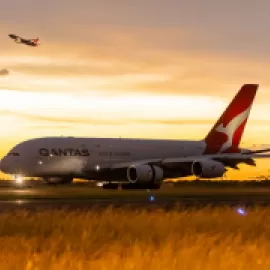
<box><xmin>3</xmin><ymin>196</ymin><xmax>270</xmax><ymax>210</ymax></box>
<box><xmin>0</xmin><ymin>190</ymin><xmax>270</xmax><ymax>211</ymax></box>
<box><xmin>0</xmin><ymin>183</ymin><xmax>269</xmax><ymax>211</ymax></box>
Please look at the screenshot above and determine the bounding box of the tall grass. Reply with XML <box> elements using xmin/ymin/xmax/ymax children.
<box><xmin>0</xmin><ymin>206</ymin><xmax>269</xmax><ymax>269</ymax></box>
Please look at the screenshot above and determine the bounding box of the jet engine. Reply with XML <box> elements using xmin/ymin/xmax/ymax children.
<box><xmin>127</xmin><ymin>165</ymin><xmax>163</xmax><ymax>184</ymax></box>
<box><xmin>191</xmin><ymin>160</ymin><xmax>226</xmax><ymax>178</ymax></box>
<box><xmin>42</xmin><ymin>177</ymin><xmax>73</xmax><ymax>185</ymax></box>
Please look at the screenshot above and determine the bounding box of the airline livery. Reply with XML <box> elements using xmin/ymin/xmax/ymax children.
<box><xmin>1</xmin><ymin>84</ymin><xmax>270</xmax><ymax>189</ymax></box>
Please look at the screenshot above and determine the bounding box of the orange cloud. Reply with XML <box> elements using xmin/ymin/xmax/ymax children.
<box><xmin>2</xmin><ymin>24</ymin><xmax>270</xmax><ymax>99</ymax></box>
<box><xmin>0</xmin><ymin>109</ymin><xmax>221</xmax><ymax>126</ymax></box>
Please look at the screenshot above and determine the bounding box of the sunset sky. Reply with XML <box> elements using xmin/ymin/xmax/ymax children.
<box><xmin>1</xmin><ymin>0</ymin><xmax>270</xmax><ymax>179</ymax></box>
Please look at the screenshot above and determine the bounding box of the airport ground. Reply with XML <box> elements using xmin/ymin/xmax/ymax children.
<box><xmin>1</xmin><ymin>179</ymin><xmax>270</xmax><ymax>209</ymax></box>
<box><xmin>0</xmin><ymin>180</ymin><xmax>269</xmax><ymax>269</ymax></box>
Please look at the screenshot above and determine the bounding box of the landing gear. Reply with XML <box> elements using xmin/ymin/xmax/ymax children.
<box><xmin>221</xmin><ymin>172</ymin><xmax>228</xmax><ymax>180</ymax></box>
<box><xmin>121</xmin><ymin>182</ymin><xmax>162</xmax><ymax>190</ymax></box>
<box><xmin>42</xmin><ymin>177</ymin><xmax>73</xmax><ymax>185</ymax></box>
<box><xmin>13</xmin><ymin>174</ymin><xmax>23</xmax><ymax>184</ymax></box>
<box><xmin>102</xmin><ymin>183</ymin><xmax>119</xmax><ymax>189</ymax></box>
<box><xmin>13</xmin><ymin>174</ymin><xmax>24</xmax><ymax>188</ymax></box>
<box><xmin>102</xmin><ymin>182</ymin><xmax>162</xmax><ymax>190</ymax></box>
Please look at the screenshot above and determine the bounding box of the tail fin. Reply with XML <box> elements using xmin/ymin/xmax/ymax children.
<box><xmin>203</xmin><ymin>84</ymin><xmax>259</xmax><ymax>154</ymax></box>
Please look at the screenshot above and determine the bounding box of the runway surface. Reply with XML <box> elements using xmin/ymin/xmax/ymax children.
<box><xmin>0</xmin><ymin>184</ymin><xmax>270</xmax><ymax>211</ymax></box>
<box><xmin>2</xmin><ymin>196</ymin><xmax>270</xmax><ymax>211</ymax></box>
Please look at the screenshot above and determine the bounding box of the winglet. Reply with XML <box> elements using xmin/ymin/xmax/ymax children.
<box><xmin>203</xmin><ymin>84</ymin><xmax>259</xmax><ymax>154</ymax></box>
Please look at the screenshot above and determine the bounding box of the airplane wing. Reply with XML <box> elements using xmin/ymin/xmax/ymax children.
<box><xmin>247</xmin><ymin>148</ymin><xmax>270</xmax><ymax>154</ymax></box>
<box><xmin>9</xmin><ymin>34</ymin><xmax>18</xmax><ymax>39</ymax></box>
<box><xmin>108</xmin><ymin>152</ymin><xmax>270</xmax><ymax>170</ymax></box>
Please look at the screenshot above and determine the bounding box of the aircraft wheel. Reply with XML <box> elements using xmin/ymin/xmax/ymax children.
<box><xmin>102</xmin><ymin>183</ymin><xmax>119</xmax><ymax>189</ymax></box>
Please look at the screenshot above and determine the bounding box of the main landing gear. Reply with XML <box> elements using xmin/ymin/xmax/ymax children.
<box><xmin>102</xmin><ymin>182</ymin><xmax>162</xmax><ymax>190</ymax></box>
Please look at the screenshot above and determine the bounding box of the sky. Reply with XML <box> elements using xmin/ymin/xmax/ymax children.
<box><xmin>1</xmin><ymin>0</ymin><xmax>270</xmax><ymax>180</ymax></box>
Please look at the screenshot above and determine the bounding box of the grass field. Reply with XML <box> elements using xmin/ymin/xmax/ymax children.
<box><xmin>0</xmin><ymin>206</ymin><xmax>269</xmax><ymax>269</ymax></box>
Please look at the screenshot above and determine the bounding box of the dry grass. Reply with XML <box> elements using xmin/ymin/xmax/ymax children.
<box><xmin>0</xmin><ymin>206</ymin><xmax>269</xmax><ymax>269</ymax></box>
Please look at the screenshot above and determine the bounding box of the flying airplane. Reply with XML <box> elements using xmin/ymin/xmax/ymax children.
<box><xmin>8</xmin><ymin>34</ymin><xmax>40</xmax><ymax>47</ymax></box>
<box><xmin>1</xmin><ymin>84</ymin><xmax>270</xmax><ymax>189</ymax></box>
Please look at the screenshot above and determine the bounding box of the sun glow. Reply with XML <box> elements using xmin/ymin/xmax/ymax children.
<box><xmin>0</xmin><ymin>89</ymin><xmax>225</xmax><ymax>120</ymax></box>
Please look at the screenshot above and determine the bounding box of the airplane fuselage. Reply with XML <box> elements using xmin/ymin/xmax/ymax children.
<box><xmin>8</xmin><ymin>34</ymin><xmax>39</xmax><ymax>46</ymax></box>
<box><xmin>0</xmin><ymin>137</ymin><xmax>206</xmax><ymax>181</ymax></box>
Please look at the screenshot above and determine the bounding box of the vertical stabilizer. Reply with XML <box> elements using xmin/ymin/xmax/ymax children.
<box><xmin>203</xmin><ymin>84</ymin><xmax>258</xmax><ymax>154</ymax></box>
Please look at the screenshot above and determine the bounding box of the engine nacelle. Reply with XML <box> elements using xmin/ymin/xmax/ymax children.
<box><xmin>42</xmin><ymin>177</ymin><xmax>73</xmax><ymax>185</ymax></box>
<box><xmin>127</xmin><ymin>165</ymin><xmax>163</xmax><ymax>184</ymax></box>
<box><xmin>191</xmin><ymin>160</ymin><xmax>225</xmax><ymax>178</ymax></box>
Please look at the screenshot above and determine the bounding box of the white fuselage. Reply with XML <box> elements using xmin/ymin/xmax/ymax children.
<box><xmin>0</xmin><ymin>137</ymin><xmax>206</xmax><ymax>180</ymax></box>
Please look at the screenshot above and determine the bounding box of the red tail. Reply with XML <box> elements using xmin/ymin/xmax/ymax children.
<box><xmin>203</xmin><ymin>84</ymin><xmax>259</xmax><ymax>154</ymax></box>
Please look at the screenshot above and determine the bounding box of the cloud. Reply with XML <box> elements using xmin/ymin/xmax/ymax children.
<box><xmin>2</xmin><ymin>44</ymin><xmax>269</xmax><ymax>98</ymax></box>
<box><xmin>0</xmin><ymin>69</ymin><xmax>9</xmax><ymax>76</ymax></box>
<box><xmin>2</xmin><ymin>109</ymin><xmax>270</xmax><ymax>128</ymax></box>
<box><xmin>0</xmin><ymin>109</ymin><xmax>215</xmax><ymax>126</ymax></box>
<box><xmin>0</xmin><ymin>110</ymin><xmax>122</xmax><ymax>125</ymax></box>
<box><xmin>2</xmin><ymin>1</ymin><xmax>270</xmax><ymax>62</ymax></box>
<box><xmin>1</xmin><ymin>2</ymin><xmax>270</xmax><ymax>101</ymax></box>
<box><xmin>1</xmin><ymin>21</ymin><xmax>269</xmax><ymax>97</ymax></box>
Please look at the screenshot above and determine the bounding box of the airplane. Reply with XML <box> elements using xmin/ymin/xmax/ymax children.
<box><xmin>8</xmin><ymin>34</ymin><xmax>40</xmax><ymax>47</ymax></box>
<box><xmin>1</xmin><ymin>84</ymin><xmax>270</xmax><ymax>190</ymax></box>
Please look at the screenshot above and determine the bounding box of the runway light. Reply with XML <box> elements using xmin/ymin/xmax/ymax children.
<box><xmin>15</xmin><ymin>175</ymin><xmax>23</xmax><ymax>184</ymax></box>
<box><xmin>96</xmin><ymin>182</ymin><xmax>103</xmax><ymax>187</ymax></box>
<box><xmin>237</xmin><ymin>207</ymin><xmax>246</xmax><ymax>216</ymax></box>
<box><xmin>15</xmin><ymin>176</ymin><xmax>23</xmax><ymax>184</ymax></box>
<box><xmin>149</xmin><ymin>195</ymin><xmax>155</xmax><ymax>201</ymax></box>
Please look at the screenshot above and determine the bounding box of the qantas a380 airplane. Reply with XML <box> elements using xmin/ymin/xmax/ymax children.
<box><xmin>1</xmin><ymin>84</ymin><xmax>270</xmax><ymax>189</ymax></box>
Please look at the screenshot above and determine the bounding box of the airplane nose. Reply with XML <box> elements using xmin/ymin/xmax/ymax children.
<box><xmin>0</xmin><ymin>155</ymin><xmax>20</xmax><ymax>174</ymax></box>
<box><xmin>0</xmin><ymin>156</ymin><xmax>8</xmax><ymax>173</ymax></box>
<box><xmin>0</xmin><ymin>155</ymin><xmax>16</xmax><ymax>174</ymax></box>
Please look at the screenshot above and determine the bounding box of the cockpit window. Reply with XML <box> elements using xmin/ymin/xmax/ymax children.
<box><xmin>8</xmin><ymin>152</ymin><xmax>20</xmax><ymax>156</ymax></box>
